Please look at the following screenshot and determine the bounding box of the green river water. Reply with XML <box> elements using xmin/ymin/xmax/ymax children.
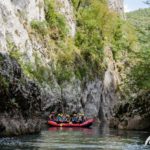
<box><xmin>0</xmin><ymin>124</ymin><xmax>150</xmax><ymax>150</ymax></box>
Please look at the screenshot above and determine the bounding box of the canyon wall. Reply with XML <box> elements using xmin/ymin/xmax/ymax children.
<box><xmin>0</xmin><ymin>0</ymin><xmax>123</xmax><ymax>136</ymax></box>
<box><xmin>109</xmin><ymin>0</ymin><xmax>125</xmax><ymax>18</ymax></box>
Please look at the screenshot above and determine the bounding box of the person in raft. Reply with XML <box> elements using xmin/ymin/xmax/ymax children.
<box><xmin>78</xmin><ymin>114</ymin><xmax>86</xmax><ymax>123</ymax></box>
<box><xmin>56</xmin><ymin>114</ymin><xmax>63</xmax><ymax>123</ymax></box>
<box><xmin>49</xmin><ymin>112</ymin><xmax>56</xmax><ymax>121</ymax></box>
<box><xmin>66</xmin><ymin>115</ymin><xmax>70</xmax><ymax>123</ymax></box>
<box><xmin>62</xmin><ymin>114</ymin><xmax>67</xmax><ymax>123</ymax></box>
<box><xmin>71</xmin><ymin>113</ymin><xmax>78</xmax><ymax>123</ymax></box>
<box><xmin>49</xmin><ymin>112</ymin><xmax>86</xmax><ymax>124</ymax></box>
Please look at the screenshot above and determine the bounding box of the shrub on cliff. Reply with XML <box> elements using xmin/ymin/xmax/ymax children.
<box><xmin>30</xmin><ymin>0</ymin><xmax>137</xmax><ymax>84</ymax></box>
<box><xmin>31</xmin><ymin>20</ymin><xmax>48</xmax><ymax>36</ymax></box>
<box><xmin>73</xmin><ymin>0</ymin><xmax>136</xmax><ymax>72</ymax></box>
<box><xmin>44</xmin><ymin>0</ymin><xmax>69</xmax><ymax>39</ymax></box>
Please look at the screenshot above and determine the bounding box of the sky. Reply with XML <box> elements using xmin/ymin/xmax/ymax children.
<box><xmin>124</xmin><ymin>0</ymin><xmax>149</xmax><ymax>12</ymax></box>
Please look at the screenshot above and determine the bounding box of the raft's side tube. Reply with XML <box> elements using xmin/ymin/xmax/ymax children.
<box><xmin>48</xmin><ymin>119</ymin><xmax>94</xmax><ymax>127</ymax></box>
<box><xmin>80</xmin><ymin>119</ymin><xmax>94</xmax><ymax>127</ymax></box>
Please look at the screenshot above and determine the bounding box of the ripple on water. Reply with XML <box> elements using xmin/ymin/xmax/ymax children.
<box><xmin>0</xmin><ymin>137</ymin><xmax>22</xmax><ymax>146</ymax></box>
<box><xmin>0</xmin><ymin>126</ymin><xmax>150</xmax><ymax>150</ymax></box>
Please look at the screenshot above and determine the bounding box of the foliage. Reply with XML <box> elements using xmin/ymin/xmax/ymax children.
<box><xmin>31</xmin><ymin>20</ymin><xmax>48</xmax><ymax>36</ymax></box>
<box><xmin>7</xmin><ymin>40</ymin><xmax>52</xmax><ymax>83</ymax></box>
<box><xmin>53</xmin><ymin>39</ymin><xmax>77</xmax><ymax>83</ymax></box>
<box><xmin>7</xmin><ymin>40</ymin><xmax>24</xmax><ymax>62</ymax></box>
<box><xmin>73</xmin><ymin>0</ymin><xmax>136</xmax><ymax>75</ymax></box>
<box><xmin>127</xmin><ymin>8</ymin><xmax>150</xmax><ymax>90</ymax></box>
<box><xmin>27</xmin><ymin>0</ymin><xmax>138</xmax><ymax>85</ymax></box>
<box><xmin>44</xmin><ymin>0</ymin><xmax>69</xmax><ymax>39</ymax></box>
<box><xmin>0</xmin><ymin>74</ymin><xmax>9</xmax><ymax>91</ymax></box>
<box><xmin>21</xmin><ymin>53</ymin><xmax>53</xmax><ymax>84</ymax></box>
<box><xmin>9</xmin><ymin>49</ymin><xmax>23</xmax><ymax>61</ymax></box>
<box><xmin>31</xmin><ymin>0</ymin><xmax>69</xmax><ymax>39</ymax></box>
<box><xmin>0</xmin><ymin>54</ymin><xmax>4</xmax><ymax>62</ymax></box>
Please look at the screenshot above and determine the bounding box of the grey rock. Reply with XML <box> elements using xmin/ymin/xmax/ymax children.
<box><xmin>110</xmin><ymin>90</ymin><xmax>150</xmax><ymax>131</ymax></box>
<box><xmin>108</xmin><ymin>0</ymin><xmax>125</xmax><ymax>18</ymax></box>
<box><xmin>0</xmin><ymin>52</ymin><xmax>42</xmax><ymax>136</ymax></box>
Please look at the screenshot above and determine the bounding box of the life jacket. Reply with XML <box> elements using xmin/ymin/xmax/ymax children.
<box><xmin>72</xmin><ymin>117</ymin><xmax>78</xmax><ymax>122</ymax></box>
<box><xmin>56</xmin><ymin>116</ymin><xmax>62</xmax><ymax>122</ymax></box>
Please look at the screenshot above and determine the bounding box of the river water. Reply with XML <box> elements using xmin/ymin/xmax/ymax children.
<box><xmin>0</xmin><ymin>124</ymin><xmax>150</xmax><ymax>150</ymax></box>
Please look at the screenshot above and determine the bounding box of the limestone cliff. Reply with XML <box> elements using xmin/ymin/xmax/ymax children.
<box><xmin>0</xmin><ymin>0</ymin><xmax>76</xmax><ymax>60</ymax></box>
<box><xmin>0</xmin><ymin>0</ymin><xmax>45</xmax><ymax>58</ymax></box>
<box><xmin>0</xmin><ymin>52</ymin><xmax>42</xmax><ymax>136</ymax></box>
<box><xmin>56</xmin><ymin>0</ymin><xmax>76</xmax><ymax>37</ymax></box>
<box><xmin>0</xmin><ymin>0</ymin><xmax>124</xmax><ymax>55</ymax></box>
<box><xmin>0</xmin><ymin>0</ymin><xmax>122</xmax><ymax>136</ymax></box>
<box><xmin>108</xmin><ymin>0</ymin><xmax>124</xmax><ymax>18</ymax></box>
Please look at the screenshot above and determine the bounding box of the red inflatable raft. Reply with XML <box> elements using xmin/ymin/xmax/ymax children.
<box><xmin>48</xmin><ymin>119</ymin><xmax>94</xmax><ymax>128</ymax></box>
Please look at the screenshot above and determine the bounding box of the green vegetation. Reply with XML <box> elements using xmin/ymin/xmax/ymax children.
<box><xmin>0</xmin><ymin>54</ymin><xmax>4</xmax><ymax>62</ymax></box>
<box><xmin>31</xmin><ymin>0</ymin><xmax>69</xmax><ymax>39</ymax></box>
<box><xmin>45</xmin><ymin>0</ymin><xmax>69</xmax><ymax>39</ymax></box>
<box><xmin>0</xmin><ymin>74</ymin><xmax>9</xmax><ymax>91</ymax></box>
<box><xmin>7</xmin><ymin>40</ymin><xmax>52</xmax><ymax>83</ymax></box>
<box><xmin>31</xmin><ymin>20</ymin><xmax>48</xmax><ymax>36</ymax></box>
<box><xmin>73</xmin><ymin>0</ymin><xmax>136</xmax><ymax>76</ymax></box>
<box><xmin>127</xmin><ymin>8</ymin><xmax>150</xmax><ymax>90</ymax></box>
<box><xmin>10</xmin><ymin>51</ymin><xmax>53</xmax><ymax>84</ymax></box>
<box><xmin>7</xmin><ymin>40</ymin><xmax>25</xmax><ymax>63</ymax></box>
<box><xmin>13</xmin><ymin>0</ymin><xmax>136</xmax><ymax>85</ymax></box>
<box><xmin>29</xmin><ymin>0</ymin><xmax>137</xmax><ymax>84</ymax></box>
<box><xmin>22</xmin><ymin>53</ymin><xmax>53</xmax><ymax>83</ymax></box>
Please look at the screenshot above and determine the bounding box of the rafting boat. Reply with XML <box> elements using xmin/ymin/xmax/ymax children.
<box><xmin>48</xmin><ymin>119</ymin><xmax>94</xmax><ymax>128</ymax></box>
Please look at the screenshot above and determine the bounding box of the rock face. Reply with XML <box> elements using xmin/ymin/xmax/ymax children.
<box><xmin>41</xmin><ymin>78</ymin><xmax>117</xmax><ymax>122</ymax></box>
<box><xmin>0</xmin><ymin>0</ymin><xmax>75</xmax><ymax>59</ymax></box>
<box><xmin>0</xmin><ymin>0</ymin><xmax>121</xmax><ymax>136</ymax></box>
<box><xmin>108</xmin><ymin>0</ymin><xmax>125</xmax><ymax>18</ymax></box>
<box><xmin>0</xmin><ymin>0</ymin><xmax>45</xmax><ymax>59</ymax></box>
<box><xmin>56</xmin><ymin>0</ymin><xmax>76</xmax><ymax>37</ymax></box>
<box><xmin>0</xmin><ymin>50</ymin><xmax>118</xmax><ymax>136</ymax></box>
<box><xmin>0</xmin><ymin>52</ymin><xmax>42</xmax><ymax>136</ymax></box>
<box><xmin>110</xmin><ymin>91</ymin><xmax>150</xmax><ymax>131</ymax></box>
<box><xmin>41</xmin><ymin>47</ymin><xmax>119</xmax><ymax>122</ymax></box>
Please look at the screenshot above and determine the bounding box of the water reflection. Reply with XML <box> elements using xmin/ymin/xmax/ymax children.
<box><xmin>48</xmin><ymin>127</ymin><xmax>93</xmax><ymax>135</ymax></box>
<box><xmin>0</xmin><ymin>124</ymin><xmax>150</xmax><ymax>150</ymax></box>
